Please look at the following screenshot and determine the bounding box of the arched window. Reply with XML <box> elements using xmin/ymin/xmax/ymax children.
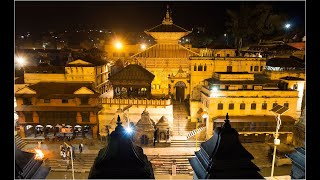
<box><xmin>198</xmin><ymin>64</ymin><xmax>203</xmax><ymax>71</ymax></box>
<box><xmin>218</xmin><ymin>103</ymin><xmax>223</xmax><ymax>110</ymax></box>
<box><xmin>204</xmin><ymin>64</ymin><xmax>207</xmax><ymax>71</ymax></box>
<box><xmin>194</xmin><ymin>64</ymin><xmax>197</xmax><ymax>71</ymax></box>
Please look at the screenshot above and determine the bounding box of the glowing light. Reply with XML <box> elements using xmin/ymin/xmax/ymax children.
<box><xmin>34</xmin><ymin>149</ymin><xmax>44</xmax><ymax>160</ymax></box>
<box><xmin>16</xmin><ymin>57</ymin><xmax>25</xmax><ymax>66</ymax></box>
<box><xmin>125</xmin><ymin>127</ymin><xmax>133</xmax><ymax>134</ymax></box>
<box><xmin>224</xmin><ymin>33</ymin><xmax>227</xmax><ymax>37</ymax></box>
<box><xmin>211</xmin><ymin>86</ymin><xmax>218</xmax><ymax>92</ymax></box>
<box><xmin>285</xmin><ymin>23</ymin><xmax>291</xmax><ymax>29</ymax></box>
<box><xmin>202</xmin><ymin>113</ymin><xmax>209</xmax><ymax>119</ymax></box>
<box><xmin>140</xmin><ymin>44</ymin><xmax>147</xmax><ymax>50</ymax></box>
<box><xmin>115</xmin><ymin>41</ymin><xmax>123</xmax><ymax>49</ymax></box>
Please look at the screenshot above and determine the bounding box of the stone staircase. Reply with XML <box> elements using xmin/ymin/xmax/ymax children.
<box><xmin>172</xmin><ymin>101</ymin><xmax>196</xmax><ymax>136</ymax></box>
<box><xmin>170</xmin><ymin>139</ymin><xmax>205</xmax><ymax>147</ymax></box>
<box><xmin>186</xmin><ymin>125</ymin><xmax>206</xmax><ymax>139</ymax></box>
<box><xmin>45</xmin><ymin>153</ymin><xmax>96</xmax><ymax>172</ymax></box>
<box><xmin>148</xmin><ymin>155</ymin><xmax>194</xmax><ymax>175</ymax></box>
<box><xmin>15</xmin><ymin>134</ymin><xmax>27</xmax><ymax>150</ymax></box>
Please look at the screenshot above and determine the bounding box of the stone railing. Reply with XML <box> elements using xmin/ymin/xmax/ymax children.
<box><xmin>100</xmin><ymin>98</ymin><xmax>172</xmax><ymax>106</ymax></box>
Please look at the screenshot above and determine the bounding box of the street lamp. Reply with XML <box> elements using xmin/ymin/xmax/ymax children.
<box><xmin>64</xmin><ymin>142</ymin><xmax>75</xmax><ymax>180</ymax></box>
<box><xmin>285</xmin><ymin>23</ymin><xmax>291</xmax><ymax>29</ymax></box>
<box><xmin>140</xmin><ymin>43</ymin><xmax>147</xmax><ymax>50</ymax></box>
<box><xmin>269</xmin><ymin>104</ymin><xmax>289</xmax><ymax>177</ymax></box>
<box><xmin>114</xmin><ymin>41</ymin><xmax>123</xmax><ymax>50</ymax></box>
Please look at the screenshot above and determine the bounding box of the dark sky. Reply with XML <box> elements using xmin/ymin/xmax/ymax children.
<box><xmin>15</xmin><ymin>1</ymin><xmax>305</xmax><ymax>34</ymax></box>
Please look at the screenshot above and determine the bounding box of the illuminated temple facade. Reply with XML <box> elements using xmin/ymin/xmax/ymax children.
<box><xmin>15</xmin><ymin>7</ymin><xmax>305</xmax><ymax>143</ymax></box>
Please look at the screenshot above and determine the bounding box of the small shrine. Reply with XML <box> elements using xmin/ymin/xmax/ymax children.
<box><xmin>189</xmin><ymin>113</ymin><xmax>263</xmax><ymax>179</ymax></box>
<box><xmin>134</xmin><ymin>109</ymin><xmax>156</xmax><ymax>146</ymax></box>
<box><xmin>155</xmin><ymin>116</ymin><xmax>171</xmax><ymax>144</ymax></box>
<box><xmin>109</xmin><ymin>63</ymin><xmax>155</xmax><ymax>99</ymax></box>
<box><xmin>88</xmin><ymin>115</ymin><xmax>154</xmax><ymax>179</ymax></box>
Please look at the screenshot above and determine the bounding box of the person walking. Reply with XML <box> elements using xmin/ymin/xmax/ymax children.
<box><xmin>79</xmin><ymin>143</ymin><xmax>83</xmax><ymax>153</ymax></box>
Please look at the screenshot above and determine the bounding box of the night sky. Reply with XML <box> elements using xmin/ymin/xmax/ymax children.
<box><xmin>15</xmin><ymin>1</ymin><xmax>305</xmax><ymax>34</ymax></box>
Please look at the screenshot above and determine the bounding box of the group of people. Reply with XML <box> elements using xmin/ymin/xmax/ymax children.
<box><xmin>59</xmin><ymin>143</ymin><xmax>83</xmax><ymax>160</ymax></box>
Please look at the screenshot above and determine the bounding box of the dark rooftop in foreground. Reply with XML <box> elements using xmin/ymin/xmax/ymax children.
<box><xmin>280</xmin><ymin>76</ymin><xmax>305</xmax><ymax>81</ymax></box>
<box><xmin>266</xmin><ymin>56</ymin><xmax>305</xmax><ymax>68</ymax></box>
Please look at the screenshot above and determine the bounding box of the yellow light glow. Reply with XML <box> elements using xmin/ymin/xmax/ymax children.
<box><xmin>140</xmin><ymin>44</ymin><xmax>147</xmax><ymax>50</ymax></box>
<box><xmin>115</xmin><ymin>42</ymin><xmax>123</xmax><ymax>49</ymax></box>
<box><xmin>34</xmin><ymin>149</ymin><xmax>44</xmax><ymax>160</ymax></box>
<box><xmin>16</xmin><ymin>57</ymin><xmax>25</xmax><ymax>66</ymax></box>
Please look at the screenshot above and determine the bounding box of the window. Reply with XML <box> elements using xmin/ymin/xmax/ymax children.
<box><xmin>226</xmin><ymin>54</ymin><xmax>230</xmax><ymax>57</ymax></box>
<box><xmin>251</xmin><ymin>103</ymin><xmax>256</xmax><ymax>110</ymax></box>
<box><xmin>240</xmin><ymin>103</ymin><xmax>245</xmax><ymax>110</ymax></box>
<box><xmin>81</xmin><ymin>112</ymin><xmax>90</xmax><ymax>122</ymax></box>
<box><xmin>204</xmin><ymin>64</ymin><xmax>207</xmax><ymax>71</ymax></box>
<box><xmin>229</xmin><ymin>103</ymin><xmax>234</xmax><ymax>110</ymax></box>
<box><xmin>194</xmin><ymin>64</ymin><xmax>197</xmax><ymax>71</ymax></box>
<box><xmin>227</xmin><ymin>66</ymin><xmax>232</xmax><ymax>72</ymax></box>
<box><xmin>44</xmin><ymin>99</ymin><xmax>50</xmax><ymax>103</ymax></box>
<box><xmin>23</xmin><ymin>98</ymin><xmax>32</xmax><ymax>105</ymax></box>
<box><xmin>243</xmin><ymin>85</ymin><xmax>247</xmax><ymax>89</ymax></box>
<box><xmin>24</xmin><ymin>112</ymin><xmax>33</xmax><ymax>122</ymax></box>
<box><xmin>254</xmin><ymin>66</ymin><xmax>259</xmax><ymax>71</ymax></box>
<box><xmin>250</xmin><ymin>66</ymin><xmax>253</xmax><ymax>72</ymax></box>
<box><xmin>284</xmin><ymin>103</ymin><xmax>289</xmax><ymax>108</ymax></box>
<box><xmin>198</xmin><ymin>64</ymin><xmax>203</xmax><ymax>71</ymax></box>
<box><xmin>62</xmin><ymin>98</ymin><xmax>68</xmax><ymax>103</ymax></box>
<box><xmin>262</xmin><ymin>103</ymin><xmax>267</xmax><ymax>110</ymax></box>
<box><xmin>81</xmin><ymin>97</ymin><xmax>89</xmax><ymax>105</ymax></box>
<box><xmin>293</xmin><ymin>84</ymin><xmax>298</xmax><ymax>90</ymax></box>
<box><xmin>218</xmin><ymin>103</ymin><xmax>223</xmax><ymax>110</ymax></box>
<box><xmin>273</xmin><ymin>103</ymin><xmax>278</xmax><ymax>108</ymax></box>
<box><xmin>260</xmin><ymin>66</ymin><xmax>264</xmax><ymax>71</ymax></box>
<box><xmin>216</xmin><ymin>54</ymin><xmax>220</xmax><ymax>57</ymax></box>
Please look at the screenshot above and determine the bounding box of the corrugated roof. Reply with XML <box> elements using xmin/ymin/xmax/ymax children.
<box><xmin>109</xmin><ymin>64</ymin><xmax>155</xmax><ymax>82</ymax></box>
<box><xmin>27</xmin><ymin>82</ymin><xmax>99</xmax><ymax>97</ymax></box>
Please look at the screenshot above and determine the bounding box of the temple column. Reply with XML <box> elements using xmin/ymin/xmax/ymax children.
<box><xmin>19</xmin><ymin>125</ymin><xmax>26</xmax><ymax>138</ymax></box>
<box><xmin>92</xmin><ymin>125</ymin><xmax>98</xmax><ymax>139</ymax></box>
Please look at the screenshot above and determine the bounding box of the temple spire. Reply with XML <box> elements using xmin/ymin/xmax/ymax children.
<box><xmin>162</xmin><ymin>5</ymin><xmax>173</xmax><ymax>25</ymax></box>
<box><xmin>223</xmin><ymin>113</ymin><xmax>231</xmax><ymax>128</ymax></box>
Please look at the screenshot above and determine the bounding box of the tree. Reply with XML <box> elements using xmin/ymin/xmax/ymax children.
<box><xmin>226</xmin><ymin>3</ymin><xmax>287</xmax><ymax>49</ymax></box>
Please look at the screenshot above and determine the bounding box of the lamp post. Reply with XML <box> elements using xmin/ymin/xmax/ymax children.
<box><xmin>64</xmin><ymin>142</ymin><xmax>75</xmax><ymax>180</ymax></box>
<box><xmin>269</xmin><ymin>105</ymin><xmax>289</xmax><ymax>177</ymax></box>
<box><xmin>284</xmin><ymin>23</ymin><xmax>291</xmax><ymax>43</ymax></box>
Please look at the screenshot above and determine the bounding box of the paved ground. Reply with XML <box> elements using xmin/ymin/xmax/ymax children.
<box><xmin>22</xmin><ymin>140</ymin><xmax>293</xmax><ymax>179</ymax></box>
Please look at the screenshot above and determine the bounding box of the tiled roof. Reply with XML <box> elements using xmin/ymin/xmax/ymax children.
<box><xmin>109</xmin><ymin>64</ymin><xmax>155</xmax><ymax>82</ymax></box>
<box><xmin>145</xmin><ymin>24</ymin><xmax>189</xmax><ymax>32</ymax></box>
<box><xmin>132</xmin><ymin>43</ymin><xmax>199</xmax><ymax>58</ymax></box>
<box><xmin>27</xmin><ymin>82</ymin><xmax>99</xmax><ymax>97</ymax></box>
<box><xmin>15</xmin><ymin>106</ymin><xmax>101</xmax><ymax>112</ymax></box>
